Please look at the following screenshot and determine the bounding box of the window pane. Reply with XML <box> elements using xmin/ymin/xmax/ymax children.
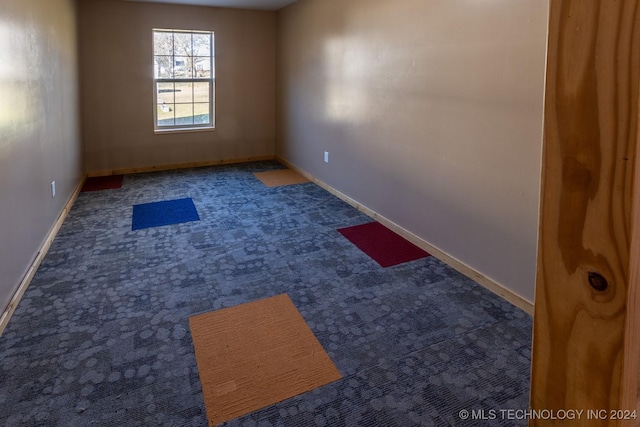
<box><xmin>174</xmin><ymin>82</ymin><xmax>193</xmax><ymax>103</ymax></box>
<box><xmin>193</xmin><ymin>33</ymin><xmax>210</xmax><ymax>56</ymax></box>
<box><xmin>154</xmin><ymin>56</ymin><xmax>173</xmax><ymax>78</ymax></box>
<box><xmin>157</xmin><ymin>104</ymin><xmax>175</xmax><ymax>126</ymax></box>
<box><xmin>157</xmin><ymin>82</ymin><xmax>175</xmax><ymax>104</ymax></box>
<box><xmin>193</xmin><ymin>82</ymin><xmax>209</xmax><ymax>103</ymax></box>
<box><xmin>174</xmin><ymin>32</ymin><xmax>192</xmax><ymax>56</ymax></box>
<box><xmin>174</xmin><ymin>56</ymin><xmax>192</xmax><ymax>78</ymax></box>
<box><xmin>175</xmin><ymin>104</ymin><xmax>194</xmax><ymax>125</ymax></box>
<box><xmin>154</xmin><ymin>31</ymin><xmax>173</xmax><ymax>55</ymax></box>
<box><xmin>194</xmin><ymin>103</ymin><xmax>210</xmax><ymax>124</ymax></box>
<box><xmin>194</xmin><ymin>57</ymin><xmax>211</xmax><ymax>78</ymax></box>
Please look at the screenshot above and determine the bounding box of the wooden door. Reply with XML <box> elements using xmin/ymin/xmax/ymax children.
<box><xmin>531</xmin><ymin>0</ymin><xmax>640</xmax><ymax>426</ymax></box>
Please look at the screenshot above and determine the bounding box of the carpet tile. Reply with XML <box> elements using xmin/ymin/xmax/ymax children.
<box><xmin>132</xmin><ymin>197</ymin><xmax>200</xmax><ymax>230</ymax></box>
<box><xmin>337</xmin><ymin>222</ymin><xmax>430</xmax><ymax>267</ymax></box>
<box><xmin>81</xmin><ymin>175</ymin><xmax>124</xmax><ymax>192</ymax></box>
<box><xmin>0</xmin><ymin>161</ymin><xmax>532</xmax><ymax>426</ymax></box>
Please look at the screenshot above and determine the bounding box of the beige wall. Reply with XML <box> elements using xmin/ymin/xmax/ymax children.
<box><xmin>276</xmin><ymin>0</ymin><xmax>548</xmax><ymax>302</ymax></box>
<box><xmin>0</xmin><ymin>0</ymin><xmax>82</xmax><ymax>310</ymax></box>
<box><xmin>78</xmin><ymin>0</ymin><xmax>276</xmax><ymax>173</ymax></box>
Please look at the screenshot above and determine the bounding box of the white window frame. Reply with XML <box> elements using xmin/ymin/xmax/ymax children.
<box><xmin>153</xmin><ymin>29</ymin><xmax>215</xmax><ymax>132</ymax></box>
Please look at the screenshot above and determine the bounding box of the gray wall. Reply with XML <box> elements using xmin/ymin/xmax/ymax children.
<box><xmin>78</xmin><ymin>0</ymin><xmax>276</xmax><ymax>174</ymax></box>
<box><xmin>0</xmin><ymin>0</ymin><xmax>83</xmax><ymax>310</ymax></box>
<box><xmin>276</xmin><ymin>0</ymin><xmax>549</xmax><ymax>302</ymax></box>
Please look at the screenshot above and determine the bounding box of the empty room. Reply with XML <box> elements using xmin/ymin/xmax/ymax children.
<box><xmin>1</xmin><ymin>0</ymin><xmax>638</xmax><ymax>425</ymax></box>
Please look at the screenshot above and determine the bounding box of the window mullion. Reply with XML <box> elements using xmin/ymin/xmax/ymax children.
<box><xmin>171</xmin><ymin>31</ymin><xmax>175</xmax><ymax>80</ymax></box>
<box><xmin>155</xmin><ymin>79</ymin><xmax>209</xmax><ymax>83</ymax></box>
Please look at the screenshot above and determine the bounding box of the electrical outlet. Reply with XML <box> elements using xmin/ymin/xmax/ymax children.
<box><xmin>324</xmin><ymin>151</ymin><xmax>329</xmax><ymax>163</ymax></box>
<box><xmin>51</xmin><ymin>181</ymin><xmax>56</xmax><ymax>198</ymax></box>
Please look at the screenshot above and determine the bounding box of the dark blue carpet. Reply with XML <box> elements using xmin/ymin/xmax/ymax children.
<box><xmin>132</xmin><ymin>197</ymin><xmax>200</xmax><ymax>230</ymax></box>
<box><xmin>0</xmin><ymin>161</ymin><xmax>532</xmax><ymax>426</ymax></box>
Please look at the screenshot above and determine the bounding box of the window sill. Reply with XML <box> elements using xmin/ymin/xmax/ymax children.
<box><xmin>154</xmin><ymin>126</ymin><xmax>215</xmax><ymax>135</ymax></box>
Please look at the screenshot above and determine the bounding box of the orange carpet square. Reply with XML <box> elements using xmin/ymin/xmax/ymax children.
<box><xmin>253</xmin><ymin>169</ymin><xmax>310</xmax><ymax>187</ymax></box>
<box><xmin>189</xmin><ymin>294</ymin><xmax>342</xmax><ymax>426</ymax></box>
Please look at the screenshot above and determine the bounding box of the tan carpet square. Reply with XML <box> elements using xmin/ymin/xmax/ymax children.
<box><xmin>189</xmin><ymin>294</ymin><xmax>342</xmax><ymax>426</ymax></box>
<box><xmin>253</xmin><ymin>169</ymin><xmax>310</xmax><ymax>187</ymax></box>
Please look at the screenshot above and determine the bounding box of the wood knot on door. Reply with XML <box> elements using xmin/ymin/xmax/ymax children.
<box><xmin>587</xmin><ymin>271</ymin><xmax>608</xmax><ymax>292</ymax></box>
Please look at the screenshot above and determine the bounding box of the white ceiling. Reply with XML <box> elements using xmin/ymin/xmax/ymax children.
<box><xmin>121</xmin><ymin>0</ymin><xmax>299</xmax><ymax>11</ymax></box>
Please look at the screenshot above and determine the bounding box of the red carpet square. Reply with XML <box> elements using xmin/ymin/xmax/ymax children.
<box><xmin>189</xmin><ymin>294</ymin><xmax>342</xmax><ymax>426</ymax></box>
<box><xmin>81</xmin><ymin>175</ymin><xmax>124</xmax><ymax>192</ymax></box>
<box><xmin>337</xmin><ymin>221</ymin><xmax>430</xmax><ymax>267</ymax></box>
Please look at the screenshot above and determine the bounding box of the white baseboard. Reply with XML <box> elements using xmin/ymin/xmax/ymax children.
<box><xmin>276</xmin><ymin>155</ymin><xmax>534</xmax><ymax>315</ymax></box>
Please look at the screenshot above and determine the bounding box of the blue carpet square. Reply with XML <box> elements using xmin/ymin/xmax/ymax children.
<box><xmin>132</xmin><ymin>197</ymin><xmax>200</xmax><ymax>230</ymax></box>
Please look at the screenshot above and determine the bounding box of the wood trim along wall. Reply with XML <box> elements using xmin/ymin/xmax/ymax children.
<box><xmin>0</xmin><ymin>155</ymin><xmax>277</xmax><ymax>334</ymax></box>
<box><xmin>627</xmin><ymin>126</ymin><xmax>640</xmax><ymax>420</ymax></box>
<box><xmin>86</xmin><ymin>156</ymin><xmax>275</xmax><ymax>177</ymax></box>
<box><xmin>0</xmin><ymin>176</ymin><xmax>87</xmax><ymax>336</ymax></box>
<box><xmin>3</xmin><ymin>152</ymin><xmax>534</xmax><ymax>336</ymax></box>
<box><xmin>275</xmin><ymin>155</ymin><xmax>535</xmax><ymax>315</ymax></box>
<box><xmin>1</xmin><ymin>156</ymin><xmax>275</xmax><ymax>334</ymax></box>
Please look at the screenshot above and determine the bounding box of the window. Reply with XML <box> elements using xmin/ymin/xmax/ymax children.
<box><xmin>153</xmin><ymin>29</ymin><xmax>214</xmax><ymax>131</ymax></box>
